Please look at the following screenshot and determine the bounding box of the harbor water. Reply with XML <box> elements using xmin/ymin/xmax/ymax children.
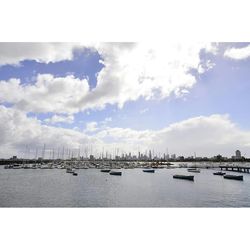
<box><xmin>0</xmin><ymin>167</ymin><xmax>250</xmax><ymax>207</ymax></box>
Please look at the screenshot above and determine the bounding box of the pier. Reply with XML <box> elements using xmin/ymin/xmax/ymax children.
<box><xmin>220</xmin><ymin>165</ymin><xmax>250</xmax><ymax>173</ymax></box>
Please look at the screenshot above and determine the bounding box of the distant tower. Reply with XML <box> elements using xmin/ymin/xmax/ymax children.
<box><xmin>42</xmin><ymin>144</ymin><xmax>46</xmax><ymax>159</ymax></box>
<box><xmin>235</xmin><ymin>150</ymin><xmax>241</xmax><ymax>159</ymax></box>
<box><xmin>149</xmin><ymin>150</ymin><xmax>152</xmax><ymax>160</ymax></box>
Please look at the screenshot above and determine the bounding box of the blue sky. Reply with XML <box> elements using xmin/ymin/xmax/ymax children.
<box><xmin>1</xmin><ymin>42</ymin><xmax>250</xmax><ymax>157</ymax></box>
<box><xmin>0</xmin><ymin>48</ymin><xmax>103</xmax><ymax>87</ymax></box>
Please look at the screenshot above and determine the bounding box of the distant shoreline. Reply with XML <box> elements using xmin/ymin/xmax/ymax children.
<box><xmin>1</xmin><ymin>158</ymin><xmax>250</xmax><ymax>165</ymax></box>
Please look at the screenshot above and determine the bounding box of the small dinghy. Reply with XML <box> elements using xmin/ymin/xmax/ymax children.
<box><xmin>109</xmin><ymin>171</ymin><xmax>122</xmax><ymax>176</ymax></box>
<box><xmin>100</xmin><ymin>169</ymin><xmax>111</xmax><ymax>173</ymax></box>
<box><xmin>187</xmin><ymin>169</ymin><xmax>200</xmax><ymax>173</ymax></box>
<box><xmin>72</xmin><ymin>172</ymin><xmax>78</xmax><ymax>176</ymax></box>
<box><xmin>224</xmin><ymin>175</ymin><xmax>243</xmax><ymax>181</ymax></box>
<box><xmin>143</xmin><ymin>169</ymin><xmax>155</xmax><ymax>173</ymax></box>
<box><xmin>213</xmin><ymin>172</ymin><xmax>226</xmax><ymax>176</ymax></box>
<box><xmin>173</xmin><ymin>175</ymin><xmax>194</xmax><ymax>181</ymax></box>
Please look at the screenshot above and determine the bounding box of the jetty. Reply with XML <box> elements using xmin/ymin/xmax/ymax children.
<box><xmin>220</xmin><ymin>165</ymin><xmax>250</xmax><ymax>173</ymax></box>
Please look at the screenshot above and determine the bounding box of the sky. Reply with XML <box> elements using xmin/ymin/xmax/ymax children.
<box><xmin>1</xmin><ymin>42</ymin><xmax>250</xmax><ymax>158</ymax></box>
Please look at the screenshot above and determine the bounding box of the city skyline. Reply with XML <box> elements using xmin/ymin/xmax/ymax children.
<box><xmin>1</xmin><ymin>43</ymin><xmax>250</xmax><ymax>158</ymax></box>
<box><xmin>4</xmin><ymin>146</ymin><xmax>245</xmax><ymax>162</ymax></box>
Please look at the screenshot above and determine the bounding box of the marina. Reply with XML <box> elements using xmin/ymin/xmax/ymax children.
<box><xmin>1</xmin><ymin>162</ymin><xmax>250</xmax><ymax>207</ymax></box>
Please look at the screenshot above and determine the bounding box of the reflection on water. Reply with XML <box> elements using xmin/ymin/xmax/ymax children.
<box><xmin>0</xmin><ymin>167</ymin><xmax>249</xmax><ymax>207</ymax></box>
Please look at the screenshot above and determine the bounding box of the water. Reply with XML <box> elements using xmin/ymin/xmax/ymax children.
<box><xmin>0</xmin><ymin>167</ymin><xmax>250</xmax><ymax>207</ymax></box>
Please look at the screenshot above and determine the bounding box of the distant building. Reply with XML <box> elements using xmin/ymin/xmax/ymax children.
<box><xmin>10</xmin><ymin>156</ymin><xmax>17</xmax><ymax>160</ymax></box>
<box><xmin>178</xmin><ymin>156</ymin><xmax>184</xmax><ymax>161</ymax></box>
<box><xmin>149</xmin><ymin>150</ymin><xmax>152</xmax><ymax>160</ymax></box>
<box><xmin>171</xmin><ymin>154</ymin><xmax>176</xmax><ymax>160</ymax></box>
<box><xmin>214</xmin><ymin>154</ymin><xmax>223</xmax><ymax>161</ymax></box>
<box><xmin>235</xmin><ymin>150</ymin><xmax>241</xmax><ymax>159</ymax></box>
<box><xmin>89</xmin><ymin>155</ymin><xmax>95</xmax><ymax>161</ymax></box>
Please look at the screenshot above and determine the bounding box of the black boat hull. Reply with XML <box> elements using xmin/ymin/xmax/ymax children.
<box><xmin>224</xmin><ymin>175</ymin><xmax>243</xmax><ymax>181</ymax></box>
<box><xmin>173</xmin><ymin>174</ymin><xmax>194</xmax><ymax>181</ymax></box>
<box><xmin>101</xmin><ymin>169</ymin><xmax>111</xmax><ymax>173</ymax></box>
<box><xmin>143</xmin><ymin>169</ymin><xmax>155</xmax><ymax>173</ymax></box>
<box><xmin>213</xmin><ymin>172</ymin><xmax>226</xmax><ymax>176</ymax></box>
<box><xmin>109</xmin><ymin>171</ymin><xmax>122</xmax><ymax>176</ymax></box>
<box><xmin>173</xmin><ymin>175</ymin><xmax>194</xmax><ymax>181</ymax></box>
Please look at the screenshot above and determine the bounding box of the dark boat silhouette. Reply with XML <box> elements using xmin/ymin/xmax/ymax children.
<box><xmin>213</xmin><ymin>172</ymin><xmax>226</xmax><ymax>176</ymax></box>
<box><xmin>66</xmin><ymin>168</ymin><xmax>74</xmax><ymax>173</ymax></box>
<box><xmin>173</xmin><ymin>175</ymin><xmax>194</xmax><ymax>181</ymax></box>
<box><xmin>109</xmin><ymin>171</ymin><xmax>122</xmax><ymax>176</ymax></box>
<box><xmin>100</xmin><ymin>169</ymin><xmax>111</xmax><ymax>173</ymax></box>
<box><xmin>223</xmin><ymin>175</ymin><xmax>243</xmax><ymax>181</ymax></box>
<box><xmin>143</xmin><ymin>169</ymin><xmax>155</xmax><ymax>173</ymax></box>
<box><xmin>72</xmin><ymin>172</ymin><xmax>78</xmax><ymax>176</ymax></box>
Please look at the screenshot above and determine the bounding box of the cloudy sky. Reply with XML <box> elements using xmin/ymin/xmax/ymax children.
<box><xmin>1</xmin><ymin>42</ymin><xmax>250</xmax><ymax>158</ymax></box>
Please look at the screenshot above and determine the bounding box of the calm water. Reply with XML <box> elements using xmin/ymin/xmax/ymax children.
<box><xmin>1</xmin><ymin>167</ymin><xmax>250</xmax><ymax>207</ymax></box>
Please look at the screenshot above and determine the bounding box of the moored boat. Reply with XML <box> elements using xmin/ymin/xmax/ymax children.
<box><xmin>13</xmin><ymin>165</ymin><xmax>21</xmax><ymax>169</ymax></box>
<box><xmin>4</xmin><ymin>165</ymin><xmax>13</xmax><ymax>169</ymax></box>
<box><xmin>173</xmin><ymin>175</ymin><xmax>194</xmax><ymax>181</ymax></box>
<box><xmin>72</xmin><ymin>172</ymin><xmax>78</xmax><ymax>176</ymax></box>
<box><xmin>187</xmin><ymin>169</ymin><xmax>200</xmax><ymax>173</ymax></box>
<box><xmin>213</xmin><ymin>172</ymin><xmax>226</xmax><ymax>176</ymax></box>
<box><xmin>100</xmin><ymin>169</ymin><xmax>111</xmax><ymax>173</ymax></box>
<box><xmin>143</xmin><ymin>169</ymin><xmax>155</xmax><ymax>173</ymax></box>
<box><xmin>109</xmin><ymin>171</ymin><xmax>122</xmax><ymax>176</ymax></box>
<box><xmin>223</xmin><ymin>175</ymin><xmax>243</xmax><ymax>181</ymax></box>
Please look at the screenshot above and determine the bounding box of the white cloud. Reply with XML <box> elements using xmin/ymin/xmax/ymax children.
<box><xmin>197</xmin><ymin>59</ymin><xmax>215</xmax><ymax>74</ymax></box>
<box><xmin>0</xmin><ymin>43</ymin><xmax>216</xmax><ymax>114</ymax></box>
<box><xmin>44</xmin><ymin>114</ymin><xmax>74</xmax><ymax>124</ymax></box>
<box><xmin>94</xmin><ymin>114</ymin><xmax>250</xmax><ymax>157</ymax></box>
<box><xmin>224</xmin><ymin>45</ymin><xmax>250</xmax><ymax>60</ymax></box>
<box><xmin>1</xmin><ymin>105</ymin><xmax>250</xmax><ymax>158</ymax></box>
<box><xmin>204</xmin><ymin>43</ymin><xmax>219</xmax><ymax>55</ymax></box>
<box><xmin>0</xmin><ymin>43</ymin><xmax>86</xmax><ymax>65</ymax></box>
<box><xmin>0</xmin><ymin>74</ymin><xmax>90</xmax><ymax>113</ymax></box>
<box><xmin>85</xmin><ymin>121</ymin><xmax>98</xmax><ymax>132</ymax></box>
<box><xmin>76</xmin><ymin>43</ymin><xmax>215</xmax><ymax>109</ymax></box>
<box><xmin>0</xmin><ymin>105</ymin><xmax>101</xmax><ymax>158</ymax></box>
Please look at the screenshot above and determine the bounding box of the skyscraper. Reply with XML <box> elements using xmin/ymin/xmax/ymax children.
<box><xmin>149</xmin><ymin>150</ymin><xmax>152</xmax><ymax>160</ymax></box>
<box><xmin>235</xmin><ymin>150</ymin><xmax>241</xmax><ymax>159</ymax></box>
